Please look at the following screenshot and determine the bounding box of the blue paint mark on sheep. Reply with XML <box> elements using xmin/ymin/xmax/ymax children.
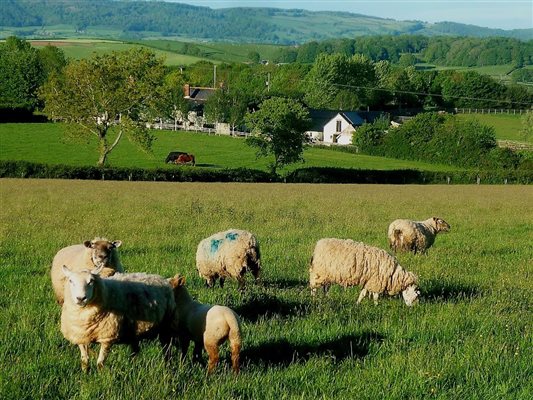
<box><xmin>225</xmin><ymin>232</ymin><xmax>239</xmax><ymax>241</ymax></box>
<box><xmin>210</xmin><ymin>239</ymin><xmax>223</xmax><ymax>254</ymax></box>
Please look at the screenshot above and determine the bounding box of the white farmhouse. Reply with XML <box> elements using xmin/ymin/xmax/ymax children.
<box><xmin>322</xmin><ymin>112</ymin><xmax>365</xmax><ymax>145</ymax></box>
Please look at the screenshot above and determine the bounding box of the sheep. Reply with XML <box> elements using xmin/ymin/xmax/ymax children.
<box><xmin>388</xmin><ymin>217</ymin><xmax>451</xmax><ymax>254</ymax></box>
<box><xmin>169</xmin><ymin>274</ymin><xmax>241</xmax><ymax>374</ymax></box>
<box><xmin>309</xmin><ymin>238</ymin><xmax>420</xmax><ymax>306</ymax></box>
<box><xmin>60</xmin><ymin>265</ymin><xmax>178</xmax><ymax>372</ymax></box>
<box><xmin>196</xmin><ymin>229</ymin><xmax>260</xmax><ymax>290</ymax></box>
<box><xmin>51</xmin><ymin>237</ymin><xmax>124</xmax><ymax>305</ymax></box>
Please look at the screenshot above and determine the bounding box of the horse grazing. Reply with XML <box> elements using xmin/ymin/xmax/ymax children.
<box><xmin>175</xmin><ymin>153</ymin><xmax>196</xmax><ymax>166</ymax></box>
<box><xmin>165</xmin><ymin>151</ymin><xmax>196</xmax><ymax>166</ymax></box>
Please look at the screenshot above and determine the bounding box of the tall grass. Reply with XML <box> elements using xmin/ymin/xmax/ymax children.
<box><xmin>0</xmin><ymin>179</ymin><xmax>531</xmax><ymax>399</ymax></box>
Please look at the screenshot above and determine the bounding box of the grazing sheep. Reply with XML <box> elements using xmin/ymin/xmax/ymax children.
<box><xmin>51</xmin><ymin>238</ymin><xmax>124</xmax><ymax>304</ymax></box>
<box><xmin>196</xmin><ymin>229</ymin><xmax>260</xmax><ymax>290</ymax></box>
<box><xmin>388</xmin><ymin>217</ymin><xmax>451</xmax><ymax>254</ymax></box>
<box><xmin>60</xmin><ymin>265</ymin><xmax>178</xmax><ymax>372</ymax></box>
<box><xmin>169</xmin><ymin>274</ymin><xmax>241</xmax><ymax>374</ymax></box>
<box><xmin>309</xmin><ymin>238</ymin><xmax>420</xmax><ymax>306</ymax></box>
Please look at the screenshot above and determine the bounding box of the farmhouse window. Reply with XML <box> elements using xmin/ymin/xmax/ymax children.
<box><xmin>336</xmin><ymin>120</ymin><xmax>342</xmax><ymax>132</ymax></box>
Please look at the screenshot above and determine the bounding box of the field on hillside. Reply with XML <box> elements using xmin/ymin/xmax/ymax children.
<box><xmin>456</xmin><ymin>113</ymin><xmax>531</xmax><ymax>143</ymax></box>
<box><xmin>0</xmin><ymin>179</ymin><xmax>532</xmax><ymax>399</ymax></box>
<box><xmin>29</xmin><ymin>39</ymin><xmax>209</xmax><ymax>65</ymax></box>
<box><xmin>0</xmin><ymin>123</ymin><xmax>461</xmax><ymax>172</ymax></box>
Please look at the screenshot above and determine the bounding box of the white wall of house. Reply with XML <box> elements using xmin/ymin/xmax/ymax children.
<box><xmin>323</xmin><ymin>113</ymin><xmax>355</xmax><ymax>144</ymax></box>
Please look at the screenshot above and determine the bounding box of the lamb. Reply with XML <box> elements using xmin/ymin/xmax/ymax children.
<box><xmin>196</xmin><ymin>229</ymin><xmax>260</xmax><ymax>290</ymax></box>
<box><xmin>388</xmin><ymin>217</ymin><xmax>451</xmax><ymax>254</ymax></box>
<box><xmin>51</xmin><ymin>237</ymin><xmax>124</xmax><ymax>304</ymax></box>
<box><xmin>60</xmin><ymin>265</ymin><xmax>178</xmax><ymax>372</ymax></box>
<box><xmin>309</xmin><ymin>238</ymin><xmax>420</xmax><ymax>306</ymax></box>
<box><xmin>169</xmin><ymin>274</ymin><xmax>241</xmax><ymax>374</ymax></box>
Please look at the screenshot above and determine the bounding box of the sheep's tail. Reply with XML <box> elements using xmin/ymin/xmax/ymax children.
<box><xmin>226</xmin><ymin>311</ymin><xmax>241</xmax><ymax>373</ymax></box>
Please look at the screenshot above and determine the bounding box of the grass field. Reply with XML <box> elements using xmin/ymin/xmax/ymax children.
<box><xmin>0</xmin><ymin>123</ymin><xmax>461</xmax><ymax>172</ymax></box>
<box><xmin>29</xmin><ymin>39</ymin><xmax>209</xmax><ymax>66</ymax></box>
<box><xmin>456</xmin><ymin>113</ymin><xmax>531</xmax><ymax>143</ymax></box>
<box><xmin>0</xmin><ymin>179</ymin><xmax>531</xmax><ymax>399</ymax></box>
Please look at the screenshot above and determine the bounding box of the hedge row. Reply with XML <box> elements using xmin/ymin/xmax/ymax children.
<box><xmin>1</xmin><ymin>161</ymin><xmax>531</xmax><ymax>184</ymax></box>
<box><xmin>0</xmin><ymin>161</ymin><xmax>275</xmax><ymax>183</ymax></box>
<box><xmin>285</xmin><ymin>167</ymin><xmax>533</xmax><ymax>184</ymax></box>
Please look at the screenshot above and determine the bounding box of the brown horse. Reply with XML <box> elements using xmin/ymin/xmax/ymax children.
<box><xmin>175</xmin><ymin>153</ymin><xmax>196</xmax><ymax>166</ymax></box>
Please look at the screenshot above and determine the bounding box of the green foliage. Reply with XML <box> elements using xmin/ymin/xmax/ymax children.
<box><xmin>511</xmin><ymin>68</ymin><xmax>533</xmax><ymax>84</ymax></box>
<box><xmin>519</xmin><ymin>113</ymin><xmax>533</xmax><ymax>142</ymax></box>
<box><xmin>245</xmin><ymin>97</ymin><xmax>311</xmax><ymax>174</ymax></box>
<box><xmin>303</xmin><ymin>53</ymin><xmax>377</xmax><ymax>110</ymax></box>
<box><xmin>353</xmin><ymin>115</ymin><xmax>389</xmax><ymax>151</ymax></box>
<box><xmin>39</xmin><ymin>48</ymin><xmax>166</xmax><ymax>166</ymax></box>
<box><xmin>0</xmin><ymin>36</ymin><xmax>44</xmax><ymax>111</ymax></box>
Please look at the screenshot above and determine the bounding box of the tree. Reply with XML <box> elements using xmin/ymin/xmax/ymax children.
<box><xmin>245</xmin><ymin>97</ymin><xmax>311</xmax><ymax>175</ymax></box>
<box><xmin>157</xmin><ymin>70</ymin><xmax>190</xmax><ymax>130</ymax></box>
<box><xmin>0</xmin><ymin>36</ymin><xmax>44</xmax><ymax>111</ymax></box>
<box><xmin>519</xmin><ymin>112</ymin><xmax>533</xmax><ymax>142</ymax></box>
<box><xmin>247</xmin><ymin>51</ymin><xmax>260</xmax><ymax>63</ymax></box>
<box><xmin>40</xmin><ymin>48</ymin><xmax>165</xmax><ymax>166</ymax></box>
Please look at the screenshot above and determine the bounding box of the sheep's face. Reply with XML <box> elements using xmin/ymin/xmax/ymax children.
<box><xmin>84</xmin><ymin>239</ymin><xmax>122</xmax><ymax>268</ymax></box>
<box><xmin>433</xmin><ymin>217</ymin><xmax>451</xmax><ymax>233</ymax></box>
<box><xmin>62</xmin><ymin>265</ymin><xmax>102</xmax><ymax>307</ymax></box>
<box><xmin>402</xmin><ymin>284</ymin><xmax>420</xmax><ymax>306</ymax></box>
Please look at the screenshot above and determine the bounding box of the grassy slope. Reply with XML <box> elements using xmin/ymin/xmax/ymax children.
<box><xmin>0</xmin><ymin>123</ymin><xmax>460</xmax><ymax>172</ymax></box>
<box><xmin>456</xmin><ymin>113</ymin><xmax>531</xmax><ymax>143</ymax></box>
<box><xmin>29</xmin><ymin>39</ymin><xmax>210</xmax><ymax>65</ymax></box>
<box><xmin>0</xmin><ymin>180</ymin><xmax>531</xmax><ymax>399</ymax></box>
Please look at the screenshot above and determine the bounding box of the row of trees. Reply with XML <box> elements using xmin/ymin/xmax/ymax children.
<box><xmin>273</xmin><ymin>35</ymin><xmax>533</xmax><ymax>67</ymax></box>
<box><xmin>354</xmin><ymin>113</ymin><xmax>532</xmax><ymax>170</ymax></box>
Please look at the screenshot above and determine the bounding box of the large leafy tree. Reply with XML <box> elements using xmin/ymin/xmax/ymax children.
<box><xmin>303</xmin><ymin>53</ymin><xmax>377</xmax><ymax>110</ymax></box>
<box><xmin>40</xmin><ymin>48</ymin><xmax>165</xmax><ymax>166</ymax></box>
<box><xmin>157</xmin><ymin>69</ymin><xmax>190</xmax><ymax>130</ymax></box>
<box><xmin>245</xmin><ymin>97</ymin><xmax>311</xmax><ymax>175</ymax></box>
<box><xmin>0</xmin><ymin>36</ymin><xmax>44</xmax><ymax>111</ymax></box>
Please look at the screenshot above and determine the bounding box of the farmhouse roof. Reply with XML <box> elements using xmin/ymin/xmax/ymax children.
<box><xmin>307</xmin><ymin>109</ymin><xmax>386</xmax><ymax>132</ymax></box>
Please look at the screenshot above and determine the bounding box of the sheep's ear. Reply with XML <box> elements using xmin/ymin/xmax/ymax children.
<box><xmin>84</xmin><ymin>240</ymin><xmax>92</xmax><ymax>248</ymax></box>
<box><xmin>62</xmin><ymin>265</ymin><xmax>72</xmax><ymax>277</ymax></box>
<box><xmin>91</xmin><ymin>265</ymin><xmax>104</xmax><ymax>276</ymax></box>
<box><xmin>112</xmin><ymin>240</ymin><xmax>122</xmax><ymax>248</ymax></box>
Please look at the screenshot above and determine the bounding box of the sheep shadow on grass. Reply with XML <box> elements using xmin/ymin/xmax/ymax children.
<box><xmin>233</xmin><ymin>293</ymin><xmax>311</xmax><ymax>323</ymax></box>
<box><xmin>421</xmin><ymin>279</ymin><xmax>482</xmax><ymax>302</ymax></box>
<box><xmin>261</xmin><ymin>277</ymin><xmax>309</xmax><ymax>290</ymax></box>
<box><xmin>242</xmin><ymin>331</ymin><xmax>385</xmax><ymax>367</ymax></box>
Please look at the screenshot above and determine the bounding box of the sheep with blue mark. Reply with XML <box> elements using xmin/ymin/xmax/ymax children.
<box><xmin>196</xmin><ymin>229</ymin><xmax>261</xmax><ymax>290</ymax></box>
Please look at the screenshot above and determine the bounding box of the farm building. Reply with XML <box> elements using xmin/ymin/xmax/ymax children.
<box><xmin>306</xmin><ymin>110</ymin><xmax>386</xmax><ymax>145</ymax></box>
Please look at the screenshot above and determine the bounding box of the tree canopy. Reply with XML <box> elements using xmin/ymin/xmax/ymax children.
<box><xmin>39</xmin><ymin>48</ymin><xmax>165</xmax><ymax>166</ymax></box>
<box><xmin>245</xmin><ymin>97</ymin><xmax>311</xmax><ymax>174</ymax></box>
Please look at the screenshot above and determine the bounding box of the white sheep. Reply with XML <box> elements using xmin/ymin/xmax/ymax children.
<box><xmin>60</xmin><ymin>265</ymin><xmax>178</xmax><ymax>372</ymax></box>
<box><xmin>309</xmin><ymin>238</ymin><xmax>420</xmax><ymax>306</ymax></box>
<box><xmin>51</xmin><ymin>237</ymin><xmax>124</xmax><ymax>304</ymax></box>
<box><xmin>169</xmin><ymin>274</ymin><xmax>241</xmax><ymax>374</ymax></box>
<box><xmin>196</xmin><ymin>229</ymin><xmax>260</xmax><ymax>290</ymax></box>
<box><xmin>388</xmin><ymin>217</ymin><xmax>451</xmax><ymax>254</ymax></box>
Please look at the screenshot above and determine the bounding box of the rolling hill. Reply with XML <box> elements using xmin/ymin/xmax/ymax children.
<box><xmin>1</xmin><ymin>0</ymin><xmax>531</xmax><ymax>44</ymax></box>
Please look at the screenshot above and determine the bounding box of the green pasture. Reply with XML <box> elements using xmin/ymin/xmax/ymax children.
<box><xmin>29</xmin><ymin>39</ymin><xmax>209</xmax><ymax>66</ymax></box>
<box><xmin>0</xmin><ymin>180</ymin><xmax>531</xmax><ymax>399</ymax></box>
<box><xmin>0</xmin><ymin>123</ymin><xmax>460</xmax><ymax>172</ymax></box>
<box><xmin>456</xmin><ymin>113</ymin><xmax>531</xmax><ymax>143</ymax></box>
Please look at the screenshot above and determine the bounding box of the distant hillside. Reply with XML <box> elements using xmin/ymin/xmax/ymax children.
<box><xmin>1</xmin><ymin>0</ymin><xmax>532</xmax><ymax>43</ymax></box>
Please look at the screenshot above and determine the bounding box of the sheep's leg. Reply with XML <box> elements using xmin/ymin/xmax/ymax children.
<box><xmin>178</xmin><ymin>335</ymin><xmax>190</xmax><ymax>361</ymax></box>
<box><xmin>130</xmin><ymin>341</ymin><xmax>140</xmax><ymax>357</ymax></box>
<box><xmin>237</xmin><ymin>277</ymin><xmax>246</xmax><ymax>292</ymax></box>
<box><xmin>78</xmin><ymin>344</ymin><xmax>89</xmax><ymax>373</ymax></box>
<box><xmin>219</xmin><ymin>277</ymin><xmax>225</xmax><ymax>288</ymax></box>
<box><xmin>206</xmin><ymin>277</ymin><xmax>215</xmax><ymax>288</ymax></box>
<box><xmin>205</xmin><ymin>342</ymin><xmax>219</xmax><ymax>374</ymax></box>
<box><xmin>96</xmin><ymin>342</ymin><xmax>112</xmax><ymax>370</ymax></box>
<box><xmin>372</xmin><ymin>292</ymin><xmax>379</xmax><ymax>305</ymax></box>
<box><xmin>323</xmin><ymin>285</ymin><xmax>330</xmax><ymax>295</ymax></box>
<box><xmin>193</xmin><ymin>341</ymin><xmax>205</xmax><ymax>365</ymax></box>
<box><xmin>357</xmin><ymin>288</ymin><xmax>368</xmax><ymax>304</ymax></box>
<box><xmin>230</xmin><ymin>340</ymin><xmax>241</xmax><ymax>374</ymax></box>
<box><xmin>159</xmin><ymin>333</ymin><xmax>173</xmax><ymax>362</ymax></box>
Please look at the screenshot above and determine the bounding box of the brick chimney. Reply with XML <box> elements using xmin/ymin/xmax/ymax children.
<box><xmin>183</xmin><ymin>84</ymin><xmax>190</xmax><ymax>98</ymax></box>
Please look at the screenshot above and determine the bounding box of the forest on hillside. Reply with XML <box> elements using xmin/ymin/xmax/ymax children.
<box><xmin>2</xmin><ymin>0</ymin><xmax>532</xmax><ymax>43</ymax></box>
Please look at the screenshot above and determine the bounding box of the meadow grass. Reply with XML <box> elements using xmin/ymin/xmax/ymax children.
<box><xmin>0</xmin><ymin>123</ymin><xmax>460</xmax><ymax>172</ymax></box>
<box><xmin>29</xmin><ymin>39</ymin><xmax>210</xmax><ymax>65</ymax></box>
<box><xmin>0</xmin><ymin>179</ymin><xmax>531</xmax><ymax>399</ymax></box>
<box><xmin>456</xmin><ymin>113</ymin><xmax>531</xmax><ymax>143</ymax></box>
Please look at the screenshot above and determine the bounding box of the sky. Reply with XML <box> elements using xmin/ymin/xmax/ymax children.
<box><xmin>166</xmin><ymin>1</ymin><xmax>533</xmax><ymax>30</ymax></box>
